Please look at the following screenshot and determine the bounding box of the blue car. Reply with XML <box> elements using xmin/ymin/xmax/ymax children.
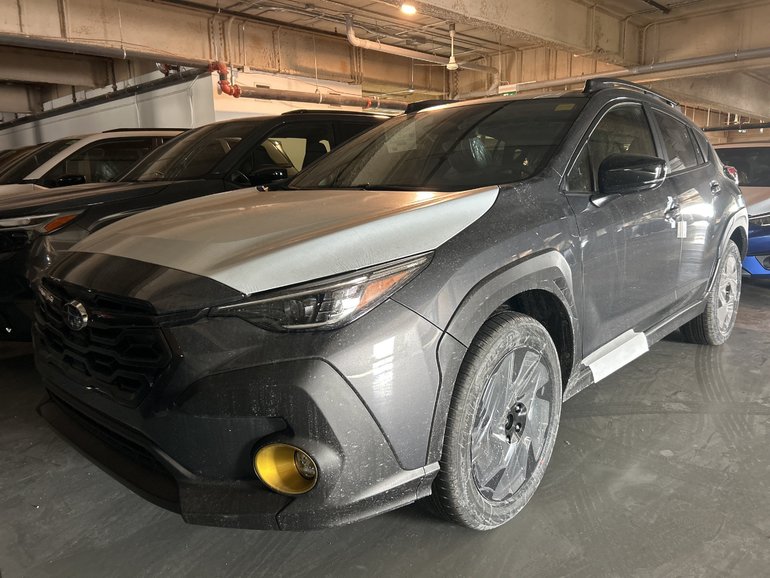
<box><xmin>713</xmin><ymin>144</ymin><xmax>770</xmax><ymax>279</ymax></box>
<box><xmin>743</xmin><ymin>212</ymin><xmax>770</xmax><ymax>277</ymax></box>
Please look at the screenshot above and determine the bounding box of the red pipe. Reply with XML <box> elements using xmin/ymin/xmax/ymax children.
<box><xmin>209</xmin><ymin>61</ymin><xmax>240</xmax><ymax>98</ymax></box>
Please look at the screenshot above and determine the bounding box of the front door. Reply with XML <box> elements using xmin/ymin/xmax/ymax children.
<box><xmin>564</xmin><ymin>102</ymin><xmax>681</xmax><ymax>356</ymax></box>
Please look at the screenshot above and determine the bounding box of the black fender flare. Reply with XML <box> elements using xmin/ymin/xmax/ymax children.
<box><xmin>707</xmin><ymin>207</ymin><xmax>748</xmax><ymax>293</ymax></box>
<box><xmin>426</xmin><ymin>249</ymin><xmax>580</xmax><ymax>463</ymax></box>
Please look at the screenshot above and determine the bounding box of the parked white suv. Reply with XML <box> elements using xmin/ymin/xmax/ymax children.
<box><xmin>0</xmin><ymin>129</ymin><xmax>183</xmax><ymax>196</ymax></box>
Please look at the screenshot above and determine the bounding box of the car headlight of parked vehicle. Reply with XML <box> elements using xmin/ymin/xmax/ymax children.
<box><xmin>211</xmin><ymin>253</ymin><xmax>432</xmax><ymax>331</ymax></box>
<box><xmin>0</xmin><ymin>212</ymin><xmax>80</xmax><ymax>234</ymax></box>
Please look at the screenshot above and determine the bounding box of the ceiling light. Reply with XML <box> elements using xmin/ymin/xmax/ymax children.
<box><xmin>400</xmin><ymin>3</ymin><xmax>417</xmax><ymax>15</ymax></box>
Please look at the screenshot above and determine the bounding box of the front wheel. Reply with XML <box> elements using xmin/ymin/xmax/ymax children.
<box><xmin>680</xmin><ymin>240</ymin><xmax>742</xmax><ymax>346</ymax></box>
<box><xmin>431</xmin><ymin>312</ymin><xmax>562</xmax><ymax>530</ymax></box>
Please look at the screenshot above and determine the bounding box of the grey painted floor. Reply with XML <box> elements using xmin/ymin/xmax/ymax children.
<box><xmin>2</xmin><ymin>281</ymin><xmax>770</xmax><ymax>578</ymax></box>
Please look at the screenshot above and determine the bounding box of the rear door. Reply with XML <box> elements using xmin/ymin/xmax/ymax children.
<box><xmin>564</xmin><ymin>102</ymin><xmax>681</xmax><ymax>355</ymax></box>
<box><xmin>649</xmin><ymin>108</ymin><xmax>721</xmax><ymax>304</ymax></box>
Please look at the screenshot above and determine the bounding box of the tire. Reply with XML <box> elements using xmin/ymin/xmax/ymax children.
<box><xmin>431</xmin><ymin>311</ymin><xmax>562</xmax><ymax>530</ymax></box>
<box><xmin>680</xmin><ymin>240</ymin><xmax>742</xmax><ymax>346</ymax></box>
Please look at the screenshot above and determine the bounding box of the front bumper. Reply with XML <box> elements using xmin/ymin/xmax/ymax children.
<box><xmin>34</xmin><ymin>290</ymin><xmax>444</xmax><ymax>529</ymax></box>
<box><xmin>742</xmin><ymin>255</ymin><xmax>770</xmax><ymax>278</ymax></box>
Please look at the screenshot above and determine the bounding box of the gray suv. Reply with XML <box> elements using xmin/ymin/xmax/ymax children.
<box><xmin>34</xmin><ymin>79</ymin><xmax>748</xmax><ymax>531</ymax></box>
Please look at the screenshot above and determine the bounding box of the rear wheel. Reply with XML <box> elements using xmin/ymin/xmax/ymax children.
<box><xmin>680</xmin><ymin>240</ymin><xmax>742</xmax><ymax>345</ymax></box>
<box><xmin>432</xmin><ymin>312</ymin><xmax>562</xmax><ymax>530</ymax></box>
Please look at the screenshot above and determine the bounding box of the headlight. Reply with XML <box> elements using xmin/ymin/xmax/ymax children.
<box><xmin>749</xmin><ymin>213</ymin><xmax>770</xmax><ymax>227</ymax></box>
<box><xmin>211</xmin><ymin>253</ymin><xmax>431</xmax><ymax>331</ymax></box>
<box><xmin>0</xmin><ymin>212</ymin><xmax>80</xmax><ymax>233</ymax></box>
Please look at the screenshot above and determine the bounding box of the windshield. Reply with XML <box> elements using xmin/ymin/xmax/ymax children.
<box><xmin>717</xmin><ymin>147</ymin><xmax>770</xmax><ymax>187</ymax></box>
<box><xmin>290</xmin><ymin>98</ymin><xmax>586</xmax><ymax>192</ymax></box>
<box><xmin>123</xmin><ymin>121</ymin><xmax>259</xmax><ymax>182</ymax></box>
<box><xmin>0</xmin><ymin>139</ymin><xmax>79</xmax><ymax>184</ymax></box>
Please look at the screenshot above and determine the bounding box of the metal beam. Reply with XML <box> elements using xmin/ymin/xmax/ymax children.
<box><xmin>653</xmin><ymin>74</ymin><xmax>770</xmax><ymax>120</ymax></box>
<box><xmin>0</xmin><ymin>85</ymin><xmax>42</xmax><ymax>113</ymax></box>
<box><xmin>0</xmin><ymin>47</ymin><xmax>108</xmax><ymax>87</ymax></box>
<box><xmin>642</xmin><ymin>3</ymin><xmax>770</xmax><ymax>63</ymax></box>
<box><xmin>411</xmin><ymin>0</ymin><xmax>641</xmax><ymax>64</ymax></box>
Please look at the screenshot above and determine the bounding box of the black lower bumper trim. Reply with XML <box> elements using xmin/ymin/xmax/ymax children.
<box><xmin>38</xmin><ymin>393</ymin><xmax>181</xmax><ymax>513</ymax></box>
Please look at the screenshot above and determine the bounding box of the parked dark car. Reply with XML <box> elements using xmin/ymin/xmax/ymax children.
<box><xmin>34</xmin><ymin>80</ymin><xmax>747</xmax><ymax>531</ymax></box>
<box><xmin>0</xmin><ymin>111</ymin><xmax>385</xmax><ymax>339</ymax></box>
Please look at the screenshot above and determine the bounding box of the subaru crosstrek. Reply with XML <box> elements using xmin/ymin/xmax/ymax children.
<box><xmin>34</xmin><ymin>79</ymin><xmax>748</xmax><ymax>530</ymax></box>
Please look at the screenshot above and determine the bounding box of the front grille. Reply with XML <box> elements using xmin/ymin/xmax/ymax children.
<box><xmin>35</xmin><ymin>279</ymin><xmax>174</xmax><ymax>407</ymax></box>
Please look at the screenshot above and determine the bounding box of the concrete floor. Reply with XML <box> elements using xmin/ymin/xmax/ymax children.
<box><xmin>2</xmin><ymin>281</ymin><xmax>769</xmax><ymax>578</ymax></box>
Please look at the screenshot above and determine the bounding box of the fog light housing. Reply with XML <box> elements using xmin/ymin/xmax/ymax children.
<box><xmin>254</xmin><ymin>444</ymin><xmax>318</xmax><ymax>495</ymax></box>
<box><xmin>762</xmin><ymin>256</ymin><xmax>770</xmax><ymax>270</ymax></box>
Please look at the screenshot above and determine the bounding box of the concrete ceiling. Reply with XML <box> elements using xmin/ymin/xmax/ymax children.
<box><xmin>0</xmin><ymin>0</ymin><xmax>768</xmax><ymax>124</ymax></box>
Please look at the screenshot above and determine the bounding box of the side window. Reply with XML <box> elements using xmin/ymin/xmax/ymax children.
<box><xmin>653</xmin><ymin>110</ymin><xmax>700</xmax><ymax>172</ymax></box>
<box><xmin>335</xmin><ymin>121</ymin><xmax>376</xmax><ymax>145</ymax></box>
<box><xmin>253</xmin><ymin>122</ymin><xmax>334</xmax><ymax>173</ymax></box>
<box><xmin>566</xmin><ymin>104</ymin><xmax>656</xmax><ymax>192</ymax></box>
<box><xmin>43</xmin><ymin>138</ymin><xmax>157</xmax><ymax>184</ymax></box>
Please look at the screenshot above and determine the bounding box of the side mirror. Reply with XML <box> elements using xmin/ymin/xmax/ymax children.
<box><xmin>248</xmin><ymin>167</ymin><xmax>288</xmax><ymax>186</ymax></box>
<box><xmin>597</xmin><ymin>154</ymin><xmax>667</xmax><ymax>196</ymax></box>
<box><xmin>54</xmin><ymin>174</ymin><xmax>87</xmax><ymax>187</ymax></box>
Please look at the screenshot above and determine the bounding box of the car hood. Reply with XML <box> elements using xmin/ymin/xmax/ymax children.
<box><xmin>0</xmin><ymin>183</ymin><xmax>42</xmax><ymax>197</ymax></box>
<box><xmin>72</xmin><ymin>186</ymin><xmax>500</xmax><ymax>295</ymax></box>
<box><xmin>0</xmin><ymin>181</ymin><xmax>172</xmax><ymax>217</ymax></box>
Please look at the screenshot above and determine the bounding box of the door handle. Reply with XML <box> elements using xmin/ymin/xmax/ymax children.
<box><xmin>710</xmin><ymin>181</ymin><xmax>722</xmax><ymax>194</ymax></box>
<box><xmin>663</xmin><ymin>195</ymin><xmax>680</xmax><ymax>228</ymax></box>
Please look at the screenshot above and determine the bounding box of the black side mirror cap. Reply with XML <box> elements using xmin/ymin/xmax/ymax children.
<box><xmin>54</xmin><ymin>174</ymin><xmax>87</xmax><ymax>187</ymax></box>
<box><xmin>249</xmin><ymin>167</ymin><xmax>289</xmax><ymax>186</ymax></box>
<box><xmin>597</xmin><ymin>153</ymin><xmax>667</xmax><ymax>197</ymax></box>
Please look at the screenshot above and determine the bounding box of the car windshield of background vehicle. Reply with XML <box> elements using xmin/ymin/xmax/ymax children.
<box><xmin>38</xmin><ymin>138</ymin><xmax>161</xmax><ymax>185</ymax></box>
<box><xmin>123</xmin><ymin>122</ymin><xmax>257</xmax><ymax>182</ymax></box>
<box><xmin>0</xmin><ymin>139</ymin><xmax>79</xmax><ymax>184</ymax></box>
<box><xmin>290</xmin><ymin>98</ymin><xmax>587</xmax><ymax>192</ymax></box>
<box><xmin>716</xmin><ymin>147</ymin><xmax>770</xmax><ymax>187</ymax></box>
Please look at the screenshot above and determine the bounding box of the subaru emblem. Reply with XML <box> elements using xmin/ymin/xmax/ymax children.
<box><xmin>64</xmin><ymin>300</ymin><xmax>89</xmax><ymax>331</ymax></box>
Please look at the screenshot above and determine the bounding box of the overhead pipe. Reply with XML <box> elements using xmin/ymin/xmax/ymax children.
<box><xmin>210</xmin><ymin>61</ymin><xmax>241</xmax><ymax>97</ymax></box>
<box><xmin>509</xmin><ymin>46</ymin><xmax>770</xmax><ymax>93</ymax></box>
<box><xmin>703</xmin><ymin>121</ymin><xmax>770</xmax><ymax>132</ymax></box>
<box><xmin>208</xmin><ymin>60</ymin><xmax>405</xmax><ymax>110</ymax></box>
<box><xmin>344</xmin><ymin>15</ymin><xmax>500</xmax><ymax>95</ymax></box>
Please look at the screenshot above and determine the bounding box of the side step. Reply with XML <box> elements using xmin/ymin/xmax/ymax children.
<box><xmin>581</xmin><ymin>329</ymin><xmax>649</xmax><ymax>383</ymax></box>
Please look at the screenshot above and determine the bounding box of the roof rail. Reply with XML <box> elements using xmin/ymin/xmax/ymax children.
<box><xmin>280</xmin><ymin>109</ymin><xmax>376</xmax><ymax>116</ymax></box>
<box><xmin>101</xmin><ymin>128</ymin><xmax>187</xmax><ymax>132</ymax></box>
<box><xmin>583</xmin><ymin>78</ymin><xmax>679</xmax><ymax>108</ymax></box>
<box><xmin>404</xmin><ymin>99</ymin><xmax>456</xmax><ymax>114</ymax></box>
